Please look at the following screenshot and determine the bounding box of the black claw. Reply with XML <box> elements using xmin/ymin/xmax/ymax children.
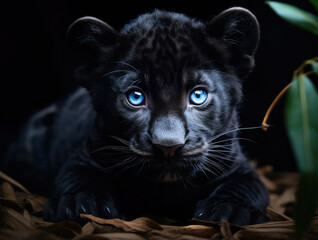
<box><xmin>43</xmin><ymin>199</ymin><xmax>56</xmax><ymax>222</ymax></box>
<box><xmin>79</xmin><ymin>205</ymin><xmax>88</xmax><ymax>214</ymax></box>
<box><xmin>230</xmin><ymin>207</ymin><xmax>250</xmax><ymax>226</ymax></box>
<box><xmin>194</xmin><ymin>198</ymin><xmax>267</xmax><ymax>225</ymax></box>
<box><xmin>197</xmin><ymin>212</ymin><xmax>203</xmax><ymax>218</ymax></box>
<box><xmin>105</xmin><ymin>206</ymin><xmax>111</xmax><ymax>215</ymax></box>
<box><xmin>43</xmin><ymin>192</ymin><xmax>120</xmax><ymax>223</ymax></box>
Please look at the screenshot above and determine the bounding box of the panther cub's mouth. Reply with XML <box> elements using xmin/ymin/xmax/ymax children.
<box><xmin>164</xmin><ymin>164</ymin><xmax>174</xmax><ymax>170</ymax></box>
<box><xmin>158</xmin><ymin>169</ymin><xmax>183</xmax><ymax>182</ymax></box>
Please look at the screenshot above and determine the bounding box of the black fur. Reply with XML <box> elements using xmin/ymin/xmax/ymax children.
<box><xmin>4</xmin><ymin>8</ymin><xmax>269</xmax><ymax>225</ymax></box>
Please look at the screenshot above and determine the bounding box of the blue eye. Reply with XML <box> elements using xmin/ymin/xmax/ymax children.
<box><xmin>190</xmin><ymin>89</ymin><xmax>208</xmax><ymax>105</ymax></box>
<box><xmin>127</xmin><ymin>90</ymin><xmax>145</xmax><ymax>106</ymax></box>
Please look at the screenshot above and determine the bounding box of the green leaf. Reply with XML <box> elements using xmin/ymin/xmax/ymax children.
<box><xmin>295</xmin><ymin>173</ymin><xmax>318</xmax><ymax>237</ymax></box>
<box><xmin>312</xmin><ymin>61</ymin><xmax>318</xmax><ymax>75</ymax></box>
<box><xmin>309</xmin><ymin>0</ymin><xmax>318</xmax><ymax>12</ymax></box>
<box><xmin>285</xmin><ymin>75</ymin><xmax>318</xmax><ymax>172</ymax></box>
<box><xmin>285</xmin><ymin>75</ymin><xmax>318</xmax><ymax>236</ymax></box>
<box><xmin>266</xmin><ymin>1</ymin><xmax>318</xmax><ymax>36</ymax></box>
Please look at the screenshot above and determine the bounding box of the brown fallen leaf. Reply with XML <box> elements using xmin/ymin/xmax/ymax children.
<box><xmin>270</xmin><ymin>188</ymin><xmax>296</xmax><ymax>215</ymax></box>
<box><xmin>271</xmin><ymin>172</ymin><xmax>299</xmax><ymax>193</ymax></box>
<box><xmin>37</xmin><ymin>220</ymin><xmax>82</xmax><ymax>239</ymax></box>
<box><xmin>143</xmin><ymin>230</ymin><xmax>211</xmax><ymax>240</ymax></box>
<box><xmin>210</xmin><ymin>232</ymin><xmax>222</xmax><ymax>240</ymax></box>
<box><xmin>24</xmin><ymin>194</ymin><xmax>47</xmax><ymax>213</ymax></box>
<box><xmin>220</xmin><ymin>221</ymin><xmax>233</xmax><ymax>239</ymax></box>
<box><xmin>81</xmin><ymin>222</ymin><xmax>95</xmax><ymax>235</ymax></box>
<box><xmin>0</xmin><ymin>206</ymin><xmax>33</xmax><ymax>230</ymax></box>
<box><xmin>0</xmin><ymin>197</ymin><xmax>25</xmax><ymax>213</ymax></box>
<box><xmin>23</xmin><ymin>209</ymin><xmax>32</xmax><ymax>224</ymax></box>
<box><xmin>266</xmin><ymin>207</ymin><xmax>292</xmax><ymax>221</ymax></box>
<box><xmin>92</xmin><ymin>232</ymin><xmax>146</xmax><ymax>240</ymax></box>
<box><xmin>257</xmin><ymin>166</ymin><xmax>279</xmax><ymax>192</ymax></box>
<box><xmin>80</xmin><ymin>215</ymin><xmax>163</xmax><ymax>232</ymax></box>
<box><xmin>0</xmin><ymin>229</ymin><xmax>63</xmax><ymax>240</ymax></box>
<box><xmin>1</xmin><ymin>182</ymin><xmax>16</xmax><ymax>200</ymax></box>
<box><xmin>161</xmin><ymin>224</ymin><xmax>218</xmax><ymax>239</ymax></box>
<box><xmin>2</xmin><ymin>168</ymin><xmax>318</xmax><ymax>240</ymax></box>
<box><xmin>245</xmin><ymin>220</ymin><xmax>296</xmax><ymax>229</ymax></box>
<box><xmin>0</xmin><ymin>171</ymin><xmax>30</xmax><ymax>194</ymax></box>
<box><xmin>91</xmin><ymin>221</ymin><xmax>124</xmax><ymax>234</ymax></box>
<box><xmin>233</xmin><ymin>228</ymin><xmax>298</xmax><ymax>240</ymax></box>
<box><xmin>30</xmin><ymin>215</ymin><xmax>53</xmax><ymax>228</ymax></box>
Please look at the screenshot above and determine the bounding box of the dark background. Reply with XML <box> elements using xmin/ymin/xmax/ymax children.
<box><xmin>0</xmin><ymin>0</ymin><xmax>317</xmax><ymax>171</ymax></box>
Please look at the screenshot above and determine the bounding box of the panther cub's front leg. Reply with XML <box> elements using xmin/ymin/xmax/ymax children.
<box><xmin>43</xmin><ymin>161</ymin><xmax>121</xmax><ymax>223</ymax></box>
<box><xmin>194</xmin><ymin>167</ymin><xmax>269</xmax><ymax>226</ymax></box>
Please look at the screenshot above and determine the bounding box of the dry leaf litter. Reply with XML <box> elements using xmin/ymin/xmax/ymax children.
<box><xmin>0</xmin><ymin>164</ymin><xmax>318</xmax><ymax>240</ymax></box>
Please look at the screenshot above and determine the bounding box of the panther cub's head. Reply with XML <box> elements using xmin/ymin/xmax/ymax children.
<box><xmin>67</xmin><ymin>8</ymin><xmax>259</xmax><ymax>181</ymax></box>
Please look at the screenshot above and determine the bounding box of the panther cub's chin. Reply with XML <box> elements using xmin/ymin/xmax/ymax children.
<box><xmin>158</xmin><ymin>169</ymin><xmax>183</xmax><ymax>182</ymax></box>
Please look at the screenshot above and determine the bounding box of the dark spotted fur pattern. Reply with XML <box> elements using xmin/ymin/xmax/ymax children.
<box><xmin>4</xmin><ymin>8</ymin><xmax>269</xmax><ymax>225</ymax></box>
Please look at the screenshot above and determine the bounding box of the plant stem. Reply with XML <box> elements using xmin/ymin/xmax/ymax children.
<box><xmin>262</xmin><ymin>82</ymin><xmax>292</xmax><ymax>131</ymax></box>
<box><xmin>261</xmin><ymin>57</ymin><xmax>318</xmax><ymax>131</ymax></box>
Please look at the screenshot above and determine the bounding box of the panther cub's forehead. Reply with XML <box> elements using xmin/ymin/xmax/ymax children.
<box><xmin>120</xmin><ymin>10</ymin><xmax>224</xmax><ymax>108</ymax></box>
<box><xmin>121</xmin><ymin>10</ymin><xmax>207</xmax><ymax>68</ymax></box>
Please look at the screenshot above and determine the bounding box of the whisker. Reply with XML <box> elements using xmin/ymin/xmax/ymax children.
<box><xmin>194</xmin><ymin>60</ymin><xmax>216</xmax><ymax>70</ymax></box>
<box><xmin>101</xmin><ymin>70</ymin><xmax>132</xmax><ymax>78</ymax></box>
<box><xmin>207</xmin><ymin>149</ymin><xmax>235</xmax><ymax>158</ymax></box>
<box><xmin>104</xmin><ymin>154</ymin><xmax>139</xmax><ymax>171</ymax></box>
<box><xmin>120</xmin><ymin>156</ymin><xmax>140</xmax><ymax>172</ymax></box>
<box><xmin>111</xmin><ymin>61</ymin><xmax>139</xmax><ymax>72</ymax></box>
<box><xmin>137</xmin><ymin>157</ymin><xmax>148</xmax><ymax>174</ymax></box>
<box><xmin>208</xmin><ymin>145</ymin><xmax>238</xmax><ymax>154</ymax></box>
<box><xmin>196</xmin><ymin>161</ymin><xmax>212</xmax><ymax>179</ymax></box>
<box><xmin>209</xmin><ymin>126</ymin><xmax>263</xmax><ymax>143</ymax></box>
<box><xmin>201</xmin><ymin>156</ymin><xmax>227</xmax><ymax>175</ymax></box>
<box><xmin>208</xmin><ymin>149</ymin><xmax>233</xmax><ymax>154</ymax></box>
<box><xmin>211</xmin><ymin>137</ymin><xmax>256</xmax><ymax>145</ymax></box>
<box><xmin>105</xmin><ymin>135</ymin><xmax>131</xmax><ymax>146</ymax></box>
<box><xmin>202</xmin><ymin>162</ymin><xmax>224</xmax><ymax>176</ymax></box>
<box><xmin>205</xmin><ymin>154</ymin><xmax>232</xmax><ymax>169</ymax></box>
<box><xmin>90</xmin><ymin>145</ymin><xmax>131</xmax><ymax>154</ymax></box>
<box><xmin>209</xmin><ymin>144</ymin><xmax>235</xmax><ymax>151</ymax></box>
<box><xmin>206</xmin><ymin>153</ymin><xmax>236</xmax><ymax>163</ymax></box>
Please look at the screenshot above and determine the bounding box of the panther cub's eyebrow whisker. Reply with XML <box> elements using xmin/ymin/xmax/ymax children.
<box><xmin>111</xmin><ymin>61</ymin><xmax>139</xmax><ymax>72</ymax></box>
<box><xmin>193</xmin><ymin>59</ymin><xmax>216</xmax><ymax>70</ymax></box>
<box><xmin>128</xmin><ymin>79</ymin><xmax>143</xmax><ymax>89</ymax></box>
<box><xmin>101</xmin><ymin>70</ymin><xmax>132</xmax><ymax>78</ymax></box>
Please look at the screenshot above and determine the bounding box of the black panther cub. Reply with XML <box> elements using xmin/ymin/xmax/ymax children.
<box><xmin>5</xmin><ymin>8</ymin><xmax>269</xmax><ymax>225</ymax></box>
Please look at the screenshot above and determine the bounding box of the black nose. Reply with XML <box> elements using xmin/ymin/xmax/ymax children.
<box><xmin>153</xmin><ymin>144</ymin><xmax>184</xmax><ymax>158</ymax></box>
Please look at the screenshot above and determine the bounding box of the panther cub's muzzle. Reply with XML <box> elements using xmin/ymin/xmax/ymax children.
<box><xmin>150</xmin><ymin>115</ymin><xmax>186</xmax><ymax>158</ymax></box>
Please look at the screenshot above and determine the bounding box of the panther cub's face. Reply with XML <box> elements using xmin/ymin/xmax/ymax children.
<box><xmin>68</xmin><ymin>9</ymin><xmax>259</xmax><ymax>181</ymax></box>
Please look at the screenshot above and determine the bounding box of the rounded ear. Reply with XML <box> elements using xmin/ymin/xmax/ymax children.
<box><xmin>206</xmin><ymin>7</ymin><xmax>260</xmax><ymax>78</ymax></box>
<box><xmin>67</xmin><ymin>17</ymin><xmax>119</xmax><ymax>88</ymax></box>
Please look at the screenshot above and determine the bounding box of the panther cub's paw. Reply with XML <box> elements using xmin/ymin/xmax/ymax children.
<box><xmin>43</xmin><ymin>192</ymin><xmax>120</xmax><ymax>224</ymax></box>
<box><xmin>194</xmin><ymin>200</ymin><xmax>268</xmax><ymax>226</ymax></box>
